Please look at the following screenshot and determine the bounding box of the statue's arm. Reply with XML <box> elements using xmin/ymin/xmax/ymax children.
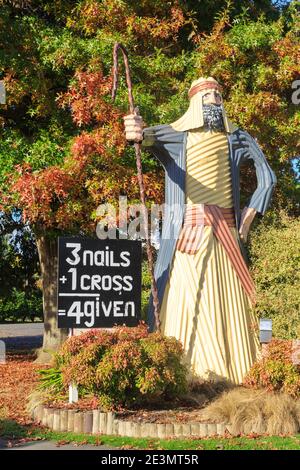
<box><xmin>142</xmin><ymin>125</ymin><xmax>183</xmax><ymax>168</ymax></box>
<box><xmin>244</xmin><ymin>132</ymin><xmax>277</xmax><ymax>215</ymax></box>
<box><xmin>237</xmin><ymin>131</ymin><xmax>276</xmax><ymax>242</ymax></box>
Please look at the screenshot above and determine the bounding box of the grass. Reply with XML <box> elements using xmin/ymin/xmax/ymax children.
<box><xmin>1</xmin><ymin>419</ymin><xmax>300</xmax><ymax>450</ymax></box>
<box><xmin>0</xmin><ymin>419</ymin><xmax>28</xmax><ymax>440</ymax></box>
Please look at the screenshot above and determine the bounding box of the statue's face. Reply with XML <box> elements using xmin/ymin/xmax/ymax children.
<box><xmin>202</xmin><ymin>90</ymin><xmax>225</xmax><ymax>131</ymax></box>
<box><xmin>202</xmin><ymin>90</ymin><xmax>222</xmax><ymax>106</ymax></box>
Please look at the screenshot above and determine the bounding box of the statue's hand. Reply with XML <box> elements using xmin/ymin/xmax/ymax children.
<box><xmin>123</xmin><ymin>109</ymin><xmax>144</xmax><ymax>143</ymax></box>
<box><xmin>238</xmin><ymin>207</ymin><xmax>257</xmax><ymax>243</ymax></box>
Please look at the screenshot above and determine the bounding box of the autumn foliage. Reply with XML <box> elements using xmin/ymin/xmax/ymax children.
<box><xmin>39</xmin><ymin>323</ymin><xmax>188</xmax><ymax>409</ymax></box>
<box><xmin>2</xmin><ymin>67</ymin><xmax>164</xmax><ymax>231</ymax></box>
<box><xmin>0</xmin><ymin>355</ymin><xmax>42</xmax><ymax>425</ymax></box>
<box><xmin>244</xmin><ymin>339</ymin><xmax>300</xmax><ymax>398</ymax></box>
<box><xmin>0</xmin><ymin>2</ymin><xmax>299</xmax><ymax>337</ymax></box>
<box><xmin>0</xmin><ymin>1</ymin><xmax>298</xmax><ymax>235</ymax></box>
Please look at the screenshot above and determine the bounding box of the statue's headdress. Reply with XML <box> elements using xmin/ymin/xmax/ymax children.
<box><xmin>170</xmin><ymin>77</ymin><xmax>237</xmax><ymax>133</ymax></box>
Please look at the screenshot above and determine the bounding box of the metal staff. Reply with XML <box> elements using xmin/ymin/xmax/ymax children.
<box><xmin>111</xmin><ymin>42</ymin><xmax>161</xmax><ymax>331</ymax></box>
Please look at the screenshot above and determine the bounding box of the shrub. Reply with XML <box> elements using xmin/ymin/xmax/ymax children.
<box><xmin>37</xmin><ymin>368</ymin><xmax>63</xmax><ymax>393</ymax></box>
<box><xmin>249</xmin><ymin>211</ymin><xmax>300</xmax><ymax>339</ymax></box>
<box><xmin>95</xmin><ymin>332</ymin><xmax>187</xmax><ymax>408</ymax></box>
<box><xmin>39</xmin><ymin>323</ymin><xmax>188</xmax><ymax>409</ymax></box>
<box><xmin>244</xmin><ymin>339</ymin><xmax>300</xmax><ymax>398</ymax></box>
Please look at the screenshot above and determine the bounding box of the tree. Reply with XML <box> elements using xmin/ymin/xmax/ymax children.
<box><xmin>0</xmin><ymin>213</ymin><xmax>42</xmax><ymax>322</ymax></box>
<box><xmin>0</xmin><ymin>0</ymin><xmax>298</xmax><ymax>360</ymax></box>
<box><xmin>162</xmin><ymin>2</ymin><xmax>299</xmax><ymax>215</ymax></box>
<box><xmin>0</xmin><ymin>0</ymin><xmax>186</xmax><ymax>360</ymax></box>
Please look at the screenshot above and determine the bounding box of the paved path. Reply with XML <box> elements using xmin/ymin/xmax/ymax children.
<box><xmin>1</xmin><ymin>439</ymin><xmax>116</xmax><ymax>450</ymax></box>
<box><xmin>0</xmin><ymin>323</ymin><xmax>43</xmax><ymax>350</ymax></box>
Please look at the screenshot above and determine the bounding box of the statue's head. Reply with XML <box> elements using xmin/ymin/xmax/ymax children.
<box><xmin>171</xmin><ymin>76</ymin><xmax>236</xmax><ymax>133</ymax></box>
<box><xmin>188</xmin><ymin>77</ymin><xmax>224</xmax><ymax>132</ymax></box>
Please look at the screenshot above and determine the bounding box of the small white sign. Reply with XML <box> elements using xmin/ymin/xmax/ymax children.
<box><xmin>260</xmin><ymin>319</ymin><xmax>272</xmax><ymax>331</ymax></box>
<box><xmin>69</xmin><ymin>383</ymin><xmax>78</xmax><ymax>403</ymax></box>
<box><xmin>259</xmin><ymin>318</ymin><xmax>272</xmax><ymax>343</ymax></box>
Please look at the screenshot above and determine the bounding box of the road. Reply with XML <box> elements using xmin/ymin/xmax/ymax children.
<box><xmin>0</xmin><ymin>439</ymin><xmax>116</xmax><ymax>450</ymax></box>
<box><xmin>0</xmin><ymin>322</ymin><xmax>43</xmax><ymax>350</ymax></box>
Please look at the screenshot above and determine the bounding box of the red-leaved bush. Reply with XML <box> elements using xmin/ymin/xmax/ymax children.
<box><xmin>41</xmin><ymin>323</ymin><xmax>187</xmax><ymax>409</ymax></box>
<box><xmin>243</xmin><ymin>339</ymin><xmax>300</xmax><ymax>398</ymax></box>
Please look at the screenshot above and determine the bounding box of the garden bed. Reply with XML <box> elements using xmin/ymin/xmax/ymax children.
<box><xmin>39</xmin><ymin>380</ymin><xmax>230</xmax><ymax>424</ymax></box>
<box><xmin>31</xmin><ymin>385</ymin><xmax>300</xmax><ymax>439</ymax></box>
<box><xmin>41</xmin><ymin>396</ymin><xmax>211</xmax><ymax>424</ymax></box>
<box><xmin>30</xmin><ymin>331</ymin><xmax>300</xmax><ymax>438</ymax></box>
<box><xmin>31</xmin><ymin>402</ymin><xmax>228</xmax><ymax>439</ymax></box>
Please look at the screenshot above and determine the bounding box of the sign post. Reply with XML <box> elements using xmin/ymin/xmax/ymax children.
<box><xmin>67</xmin><ymin>327</ymin><xmax>77</xmax><ymax>403</ymax></box>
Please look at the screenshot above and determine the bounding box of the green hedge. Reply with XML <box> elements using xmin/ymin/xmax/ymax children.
<box><xmin>249</xmin><ymin>211</ymin><xmax>300</xmax><ymax>339</ymax></box>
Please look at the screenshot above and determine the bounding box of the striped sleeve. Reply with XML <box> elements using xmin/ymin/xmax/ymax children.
<box><xmin>142</xmin><ymin>125</ymin><xmax>185</xmax><ymax>167</ymax></box>
<box><xmin>243</xmin><ymin>132</ymin><xmax>277</xmax><ymax>215</ymax></box>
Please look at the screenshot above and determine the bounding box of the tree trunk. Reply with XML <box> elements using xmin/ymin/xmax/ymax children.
<box><xmin>35</xmin><ymin>235</ymin><xmax>68</xmax><ymax>363</ymax></box>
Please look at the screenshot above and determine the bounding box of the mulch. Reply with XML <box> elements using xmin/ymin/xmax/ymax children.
<box><xmin>0</xmin><ymin>354</ymin><xmax>226</xmax><ymax>425</ymax></box>
<box><xmin>0</xmin><ymin>353</ymin><xmax>46</xmax><ymax>425</ymax></box>
<box><xmin>116</xmin><ymin>405</ymin><xmax>209</xmax><ymax>424</ymax></box>
<box><xmin>43</xmin><ymin>395</ymin><xmax>211</xmax><ymax>423</ymax></box>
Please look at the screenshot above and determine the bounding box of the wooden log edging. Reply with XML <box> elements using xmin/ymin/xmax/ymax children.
<box><xmin>31</xmin><ymin>403</ymin><xmax>230</xmax><ymax>439</ymax></box>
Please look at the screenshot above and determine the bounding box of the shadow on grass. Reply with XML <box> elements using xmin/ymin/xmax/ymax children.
<box><xmin>0</xmin><ymin>419</ymin><xmax>28</xmax><ymax>440</ymax></box>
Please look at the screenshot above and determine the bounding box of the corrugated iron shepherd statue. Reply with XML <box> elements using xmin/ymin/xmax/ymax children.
<box><xmin>124</xmin><ymin>77</ymin><xmax>276</xmax><ymax>384</ymax></box>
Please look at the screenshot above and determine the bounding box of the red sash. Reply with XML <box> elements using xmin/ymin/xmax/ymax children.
<box><xmin>176</xmin><ymin>204</ymin><xmax>256</xmax><ymax>305</ymax></box>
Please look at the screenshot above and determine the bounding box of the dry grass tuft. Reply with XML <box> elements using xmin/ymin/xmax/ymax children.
<box><xmin>188</xmin><ymin>377</ymin><xmax>233</xmax><ymax>399</ymax></box>
<box><xmin>26</xmin><ymin>389</ymin><xmax>47</xmax><ymax>415</ymax></box>
<box><xmin>181</xmin><ymin>377</ymin><xmax>234</xmax><ymax>408</ymax></box>
<box><xmin>198</xmin><ymin>387</ymin><xmax>300</xmax><ymax>436</ymax></box>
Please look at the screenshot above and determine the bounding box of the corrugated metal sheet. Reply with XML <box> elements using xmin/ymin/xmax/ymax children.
<box><xmin>157</xmin><ymin>128</ymin><xmax>259</xmax><ymax>383</ymax></box>
<box><xmin>160</xmin><ymin>225</ymin><xmax>260</xmax><ymax>384</ymax></box>
<box><xmin>142</xmin><ymin>126</ymin><xmax>276</xmax><ymax>331</ymax></box>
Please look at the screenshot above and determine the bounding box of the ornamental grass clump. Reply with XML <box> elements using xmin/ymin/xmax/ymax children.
<box><xmin>199</xmin><ymin>387</ymin><xmax>300</xmax><ymax>436</ymax></box>
<box><xmin>243</xmin><ymin>339</ymin><xmax>300</xmax><ymax>397</ymax></box>
<box><xmin>39</xmin><ymin>323</ymin><xmax>188</xmax><ymax>409</ymax></box>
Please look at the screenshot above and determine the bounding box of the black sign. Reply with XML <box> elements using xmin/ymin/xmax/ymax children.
<box><xmin>57</xmin><ymin>237</ymin><xmax>142</xmax><ymax>328</ymax></box>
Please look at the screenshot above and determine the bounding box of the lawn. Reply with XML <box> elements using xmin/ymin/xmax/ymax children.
<box><xmin>1</xmin><ymin>419</ymin><xmax>300</xmax><ymax>450</ymax></box>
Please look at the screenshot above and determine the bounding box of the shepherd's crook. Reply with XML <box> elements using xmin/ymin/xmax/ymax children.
<box><xmin>111</xmin><ymin>43</ymin><xmax>161</xmax><ymax>332</ymax></box>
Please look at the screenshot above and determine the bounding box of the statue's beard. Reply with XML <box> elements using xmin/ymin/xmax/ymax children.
<box><xmin>203</xmin><ymin>104</ymin><xmax>225</xmax><ymax>131</ymax></box>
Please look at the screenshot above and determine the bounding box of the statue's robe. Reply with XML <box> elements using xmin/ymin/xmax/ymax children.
<box><xmin>142</xmin><ymin>125</ymin><xmax>276</xmax><ymax>331</ymax></box>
